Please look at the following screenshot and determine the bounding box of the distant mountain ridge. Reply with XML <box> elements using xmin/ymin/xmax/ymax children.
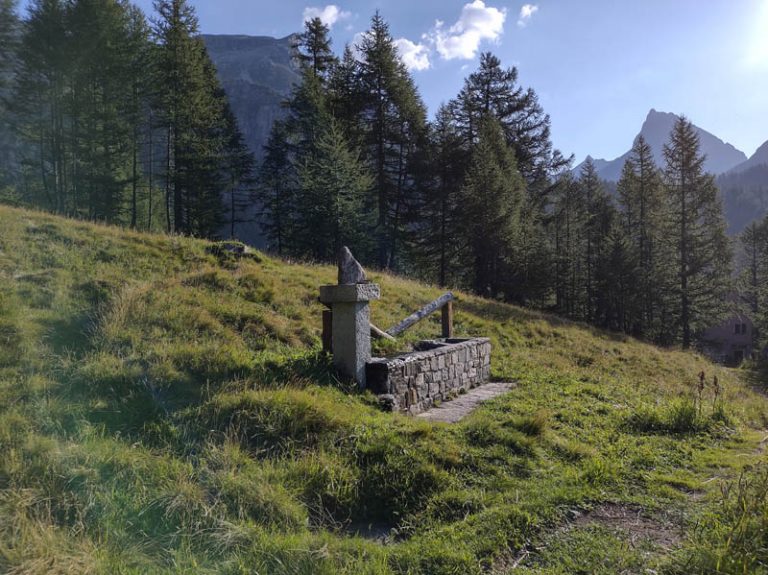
<box><xmin>718</xmin><ymin>139</ymin><xmax>768</xmax><ymax>234</ymax></box>
<box><xmin>576</xmin><ymin>109</ymin><xmax>747</xmax><ymax>181</ymax></box>
<box><xmin>728</xmin><ymin>139</ymin><xmax>768</xmax><ymax>174</ymax></box>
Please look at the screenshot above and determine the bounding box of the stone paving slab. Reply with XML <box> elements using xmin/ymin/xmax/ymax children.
<box><xmin>415</xmin><ymin>381</ymin><xmax>517</xmax><ymax>423</ymax></box>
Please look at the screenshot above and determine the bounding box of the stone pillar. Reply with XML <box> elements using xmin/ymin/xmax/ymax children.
<box><xmin>319</xmin><ymin>283</ymin><xmax>380</xmax><ymax>389</ymax></box>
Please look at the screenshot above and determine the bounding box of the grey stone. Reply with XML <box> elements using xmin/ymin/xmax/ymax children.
<box><xmin>338</xmin><ymin>246</ymin><xmax>367</xmax><ymax>285</ymax></box>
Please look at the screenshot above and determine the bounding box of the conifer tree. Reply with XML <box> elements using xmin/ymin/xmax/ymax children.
<box><xmin>353</xmin><ymin>12</ymin><xmax>427</xmax><ymax>269</ymax></box>
<box><xmin>739</xmin><ymin>219</ymin><xmax>768</xmax><ymax>353</ymax></box>
<box><xmin>258</xmin><ymin>121</ymin><xmax>293</xmax><ymax>255</ymax></box>
<box><xmin>452</xmin><ymin>52</ymin><xmax>570</xmax><ymax>199</ymax></box>
<box><xmin>579</xmin><ymin>158</ymin><xmax>615</xmax><ymax>323</ymax></box>
<box><xmin>551</xmin><ymin>173</ymin><xmax>587</xmax><ymax>318</ymax></box>
<box><xmin>294</xmin><ymin>118</ymin><xmax>372</xmax><ymax>261</ymax></box>
<box><xmin>13</xmin><ymin>0</ymin><xmax>150</xmax><ymax>221</ymax></box>
<box><xmin>153</xmin><ymin>0</ymin><xmax>231</xmax><ymax>236</ymax></box>
<box><xmin>663</xmin><ymin>116</ymin><xmax>731</xmax><ymax>348</ymax></box>
<box><xmin>459</xmin><ymin>115</ymin><xmax>524</xmax><ymax>296</ymax></box>
<box><xmin>294</xmin><ymin>17</ymin><xmax>337</xmax><ymax>80</ymax></box>
<box><xmin>617</xmin><ymin>136</ymin><xmax>674</xmax><ymax>340</ymax></box>
<box><xmin>415</xmin><ymin>104</ymin><xmax>465</xmax><ymax>287</ymax></box>
<box><xmin>13</xmin><ymin>0</ymin><xmax>71</xmax><ymax>212</ymax></box>
<box><xmin>0</xmin><ymin>0</ymin><xmax>19</xmax><ymax>185</ymax></box>
<box><xmin>221</xmin><ymin>99</ymin><xmax>255</xmax><ymax>239</ymax></box>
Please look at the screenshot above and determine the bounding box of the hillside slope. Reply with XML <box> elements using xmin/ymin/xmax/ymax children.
<box><xmin>1</xmin><ymin>205</ymin><xmax>767</xmax><ymax>574</ymax></box>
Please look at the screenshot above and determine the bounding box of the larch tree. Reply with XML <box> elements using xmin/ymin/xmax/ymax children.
<box><xmin>578</xmin><ymin>158</ymin><xmax>614</xmax><ymax>324</ymax></box>
<box><xmin>459</xmin><ymin>115</ymin><xmax>524</xmax><ymax>297</ymax></box>
<box><xmin>354</xmin><ymin>12</ymin><xmax>427</xmax><ymax>270</ymax></box>
<box><xmin>258</xmin><ymin>121</ymin><xmax>294</xmax><ymax>255</ymax></box>
<box><xmin>415</xmin><ymin>104</ymin><xmax>465</xmax><ymax>287</ymax></box>
<box><xmin>0</xmin><ymin>0</ymin><xmax>18</xmax><ymax>185</ymax></box>
<box><xmin>452</xmin><ymin>52</ymin><xmax>571</xmax><ymax>201</ymax></box>
<box><xmin>663</xmin><ymin>116</ymin><xmax>731</xmax><ymax>348</ymax></box>
<box><xmin>551</xmin><ymin>173</ymin><xmax>587</xmax><ymax>318</ymax></box>
<box><xmin>617</xmin><ymin>135</ymin><xmax>670</xmax><ymax>339</ymax></box>
<box><xmin>153</xmin><ymin>0</ymin><xmax>232</xmax><ymax>236</ymax></box>
<box><xmin>294</xmin><ymin>118</ymin><xmax>372</xmax><ymax>261</ymax></box>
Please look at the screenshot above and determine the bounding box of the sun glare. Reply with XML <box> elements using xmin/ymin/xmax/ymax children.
<box><xmin>746</xmin><ymin>0</ymin><xmax>768</xmax><ymax>68</ymax></box>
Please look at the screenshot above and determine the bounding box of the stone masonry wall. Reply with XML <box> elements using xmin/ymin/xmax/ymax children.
<box><xmin>366</xmin><ymin>338</ymin><xmax>491</xmax><ymax>415</ymax></box>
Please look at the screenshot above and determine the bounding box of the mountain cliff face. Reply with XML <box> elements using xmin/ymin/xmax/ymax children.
<box><xmin>576</xmin><ymin>109</ymin><xmax>747</xmax><ymax>182</ymax></box>
<box><xmin>203</xmin><ymin>34</ymin><xmax>299</xmax><ymax>161</ymax></box>
<box><xmin>203</xmin><ymin>34</ymin><xmax>300</xmax><ymax>246</ymax></box>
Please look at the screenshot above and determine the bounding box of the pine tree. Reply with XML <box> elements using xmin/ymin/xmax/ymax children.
<box><xmin>459</xmin><ymin>115</ymin><xmax>524</xmax><ymax>296</ymax></box>
<box><xmin>258</xmin><ymin>16</ymin><xmax>337</xmax><ymax>258</ymax></box>
<box><xmin>67</xmin><ymin>0</ymin><xmax>150</xmax><ymax>222</ymax></box>
<box><xmin>663</xmin><ymin>116</ymin><xmax>732</xmax><ymax>348</ymax></box>
<box><xmin>415</xmin><ymin>104</ymin><xmax>465</xmax><ymax>287</ymax></box>
<box><xmin>740</xmin><ymin>221</ymin><xmax>763</xmax><ymax>316</ymax></box>
<box><xmin>13</xmin><ymin>0</ymin><xmax>71</xmax><ymax>212</ymax></box>
<box><xmin>597</xmin><ymin>224</ymin><xmax>638</xmax><ymax>332</ymax></box>
<box><xmin>551</xmin><ymin>173</ymin><xmax>587</xmax><ymax>318</ymax></box>
<box><xmin>221</xmin><ymin>100</ymin><xmax>255</xmax><ymax>239</ymax></box>
<box><xmin>578</xmin><ymin>158</ymin><xmax>615</xmax><ymax>324</ymax></box>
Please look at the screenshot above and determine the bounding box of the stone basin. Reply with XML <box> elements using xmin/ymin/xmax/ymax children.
<box><xmin>366</xmin><ymin>337</ymin><xmax>491</xmax><ymax>415</ymax></box>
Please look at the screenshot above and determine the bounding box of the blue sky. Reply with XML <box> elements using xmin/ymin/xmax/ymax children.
<box><xmin>18</xmin><ymin>0</ymin><xmax>768</xmax><ymax>163</ymax></box>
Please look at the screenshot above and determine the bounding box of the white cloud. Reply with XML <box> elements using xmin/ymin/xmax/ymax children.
<box><xmin>302</xmin><ymin>5</ymin><xmax>351</xmax><ymax>29</ymax></box>
<box><xmin>517</xmin><ymin>4</ymin><xmax>538</xmax><ymax>28</ymax></box>
<box><xmin>394</xmin><ymin>38</ymin><xmax>431</xmax><ymax>71</ymax></box>
<box><xmin>432</xmin><ymin>0</ymin><xmax>507</xmax><ymax>61</ymax></box>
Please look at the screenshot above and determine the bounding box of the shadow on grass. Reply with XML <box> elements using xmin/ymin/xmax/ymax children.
<box><xmin>245</xmin><ymin>349</ymin><xmax>358</xmax><ymax>394</ymax></box>
<box><xmin>42</xmin><ymin>314</ymin><xmax>94</xmax><ymax>357</ymax></box>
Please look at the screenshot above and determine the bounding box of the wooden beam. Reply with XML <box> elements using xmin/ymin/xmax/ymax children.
<box><xmin>387</xmin><ymin>292</ymin><xmax>454</xmax><ymax>337</ymax></box>
<box><xmin>371</xmin><ymin>323</ymin><xmax>396</xmax><ymax>341</ymax></box>
<box><xmin>441</xmin><ymin>300</ymin><xmax>454</xmax><ymax>338</ymax></box>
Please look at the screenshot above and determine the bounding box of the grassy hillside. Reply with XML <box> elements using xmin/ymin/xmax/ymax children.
<box><xmin>1</xmin><ymin>204</ymin><xmax>767</xmax><ymax>574</ymax></box>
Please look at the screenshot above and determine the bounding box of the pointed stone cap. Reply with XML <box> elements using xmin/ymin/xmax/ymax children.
<box><xmin>338</xmin><ymin>246</ymin><xmax>367</xmax><ymax>285</ymax></box>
